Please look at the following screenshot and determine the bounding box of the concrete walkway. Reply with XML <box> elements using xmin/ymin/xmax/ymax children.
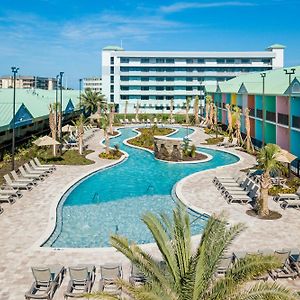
<box><xmin>0</xmin><ymin>126</ymin><xmax>299</xmax><ymax>299</ymax></box>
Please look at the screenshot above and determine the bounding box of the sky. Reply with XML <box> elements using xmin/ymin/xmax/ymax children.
<box><xmin>0</xmin><ymin>0</ymin><xmax>299</xmax><ymax>88</ymax></box>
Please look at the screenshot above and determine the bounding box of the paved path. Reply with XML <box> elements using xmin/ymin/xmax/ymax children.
<box><xmin>0</xmin><ymin>126</ymin><xmax>299</xmax><ymax>299</ymax></box>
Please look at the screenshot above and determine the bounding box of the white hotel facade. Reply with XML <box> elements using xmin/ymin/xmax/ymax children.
<box><xmin>102</xmin><ymin>44</ymin><xmax>285</xmax><ymax>113</ymax></box>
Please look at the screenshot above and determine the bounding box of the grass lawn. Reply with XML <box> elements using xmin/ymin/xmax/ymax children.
<box><xmin>128</xmin><ymin>127</ymin><xmax>175</xmax><ymax>151</ymax></box>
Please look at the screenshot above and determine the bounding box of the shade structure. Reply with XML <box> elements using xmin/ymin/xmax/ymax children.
<box><xmin>62</xmin><ymin>124</ymin><xmax>75</xmax><ymax>132</ymax></box>
<box><xmin>33</xmin><ymin>136</ymin><xmax>60</xmax><ymax>147</ymax></box>
<box><xmin>276</xmin><ymin>148</ymin><xmax>297</xmax><ymax>163</ymax></box>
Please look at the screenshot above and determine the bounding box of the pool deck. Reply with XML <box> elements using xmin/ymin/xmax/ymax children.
<box><xmin>0</xmin><ymin>126</ymin><xmax>299</xmax><ymax>299</ymax></box>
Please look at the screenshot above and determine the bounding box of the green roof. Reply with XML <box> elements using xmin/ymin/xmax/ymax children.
<box><xmin>0</xmin><ymin>89</ymin><xmax>80</xmax><ymax>130</ymax></box>
<box><xmin>267</xmin><ymin>44</ymin><xmax>286</xmax><ymax>49</ymax></box>
<box><xmin>103</xmin><ymin>45</ymin><xmax>124</xmax><ymax>51</ymax></box>
<box><xmin>216</xmin><ymin>66</ymin><xmax>300</xmax><ymax>95</ymax></box>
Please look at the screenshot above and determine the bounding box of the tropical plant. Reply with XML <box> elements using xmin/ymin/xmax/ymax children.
<box><xmin>72</xmin><ymin>114</ymin><xmax>86</xmax><ymax>155</ymax></box>
<box><xmin>80</xmin><ymin>88</ymin><xmax>106</xmax><ymax>115</ymax></box>
<box><xmin>205</xmin><ymin>95</ymin><xmax>212</xmax><ymax>125</ymax></box>
<box><xmin>109</xmin><ymin>103</ymin><xmax>115</xmax><ymax>135</ymax></box>
<box><xmin>88</xmin><ymin>206</ymin><xmax>298</xmax><ymax>300</ymax></box>
<box><xmin>257</xmin><ymin>143</ymin><xmax>283</xmax><ymax>216</ymax></box>
<box><xmin>100</xmin><ymin>112</ymin><xmax>110</xmax><ymax>155</ymax></box>
<box><xmin>124</xmin><ymin>100</ymin><xmax>128</xmax><ymax>120</ymax></box>
<box><xmin>185</xmin><ymin>97</ymin><xmax>191</xmax><ymax>124</ymax></box>
<box><xmin>48</xmin><ymin>103</ymin><xmax>61</xmax><ymax>156</ymax></box>
<box><xmin>193</xmin><ymin>95</ymin><xmax>200</xmax><ymax>125</ymax></box>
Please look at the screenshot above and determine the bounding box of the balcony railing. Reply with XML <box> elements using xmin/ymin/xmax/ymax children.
<box><xmin>277</xmin><ymin>113</ymin><xmax>289</xmax><ymax>126</ymax></box>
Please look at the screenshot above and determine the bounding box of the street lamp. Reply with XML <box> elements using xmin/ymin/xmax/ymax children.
<box><xmin>11</xmin><ymin>66</ymin><xmax>19</xmax><ymax>171</ymax></box>
<box><xmin>59</xmin><ymin>72</ymin><xmax>64</xmax><ymax>152</ymax></box>
<box><xmin>260</xmin><ymin>72</ymin><xmax>266</xmax><ymax>147</ymax></box>
<box><xmin>284</xmin><ymin>68</ymin><xmax>296</xmax><ymax>151</ymax></box>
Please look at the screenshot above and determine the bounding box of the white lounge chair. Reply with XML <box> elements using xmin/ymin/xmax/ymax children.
<box><xmin>224</xmin><ymin>137</ymin><xmax>238</xmax><ymax>148</ymax></box>
<box><xmin>280</xmin><ymin>200</ymin><xmax>300</xmax><ymax>210</ymax></box>
<box><xmin>217</xmin><ymin>136</ymin><xmax>229</xmax><ymax>147</ymax></box>
<box><xmin>4</xmin><ymin>174</ymin><xmax>33</xmax><ymax>190</ymax></box>
<box><xmin>11</xmin><ymin>171</ymin><xmax>37</xmax><ymax>186</ymax></box>
<box><xmin>273</xmin><ymin>187</ymin><xmax>300</xmax><ymax>202</ymax></box>
<box><xmin>19</xmin><ymin>166</ymin><xmax>44</xmax><ymax>181</ymax></box>
<box><xmin>34</xmin><ymin>158</ymin><xmax>56</xmax><ymax>171</ymax></box>
<box><xmin>24</xmin><ymin>163</ymin><xmax>48</xmax><ymax>177</ymax></box>
<box><xmin>29</xmin><ymin>160</ymin><xmax>52</xmax><ymax>174</ymax></box>
<box><xmin>0</xmin><ymin>186</ymin><xmax>22</xmax><ymax>198</ymax></box>
<box><xmin>0</xmin><ymin>194</ymin><xmax>15</xmax><ymax>204</ymax></box>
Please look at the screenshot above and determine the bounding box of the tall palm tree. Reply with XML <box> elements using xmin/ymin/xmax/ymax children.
<box><xmin>80</xmin><ymin>88</ymin><xmax>106</xmax><ymax>115</ymax></box>
<box><xmin>257</xmin><ymin>144</ymin><xmax>283</xmax><ymax>216</ymax></box>
<box><xmin>48</xmin><ymin>103</ymin><xmax>61</xmax><ymax>156</ymax></box>
<box><xmin>109</xmin><ymin>103</ymin><xmax>115</xmax><ymax>135</ymax></box>
<box><xmin>205</xmin><ymin>95</ymin><xmax>212</xmax><ymax>126</ymax></box>
<box><xmin>185</xmin><ymin>97</ymin><xmax>191</xmax><ymax>124</ymax></box>
<box><xmin>193</xmin><ymin>95</ymin><xmax>200</xmax><ymax>125</ymax></box>
<box><xmin>101</xmin><ymin>112</ymin><xmax>110</xmax><ymax>155</ymax></box>
<box><xmin>72</xmin><ymin>114</ymin><xmax>85</xmax><ymax>155</ymax></box>
<box><xmin>89</xmin><ymin>206</ymin><xmax>297</xmax><ymax>300</ymax></box>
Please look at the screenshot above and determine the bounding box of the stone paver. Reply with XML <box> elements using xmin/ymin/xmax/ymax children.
<box><xmin>0</xmin><ymin>126</ymin><xmax>299</xmax><ymax>299</ymax></box>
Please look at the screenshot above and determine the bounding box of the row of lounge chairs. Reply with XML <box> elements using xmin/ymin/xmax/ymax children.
<box><xmin>217</xmin><ymin>137</ymin><xmax>238</xmax><ymax>148</ymax></box>
<box><xmin>25</xmin><ymin>263</ymin><xmax>145</xmax><ymax>300</ymax></box>
<box><xmin>213</xmin><ymin>174</ymin><xmax>259</xmax><ymax>204</ymax></box>
<box><xmin>119</xmin><ymin>118</ymin><xmax>165</xmax><ymax>125</ymax></box>
<box><xmin>64</xmin><ymin>125</ymin><xmax>95</xmax><ymax>150</ymax></box>
<box><xmin>273</xmin><ymin>186</ymin><xmax>300</xmax><ymax>210</ymax></box>
<box><xmin>0</xmin><ymin>158</ymin><xmax>55</xmax><ymax>214</ymax></box>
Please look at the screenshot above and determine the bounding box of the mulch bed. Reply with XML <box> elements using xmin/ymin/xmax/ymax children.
<box><xmin>246</xmin><ymin>209</ymin><xmax>282</xmax><ymax>220</ymax></box>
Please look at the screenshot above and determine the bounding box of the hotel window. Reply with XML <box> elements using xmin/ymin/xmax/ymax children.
<box><xmin>156</xmin><ymin>96</ymin><xmax>164</xmax><ymax>100</ymax></box>
<box><xmin>120</xmin><ymin>57</ymin><xmax>129</xmax><ymax>63</ymax></box>
<box><xmin>120</xmin><ymin>76</ymin><xmax>129</xmax><ymax>81</ymax></box>
<box><xmin>156</xmin><ymin>77</ymin><xmax>164</xmax><ymax>81</ymax></box>
<box><xmin>217</xmin><ymin>59</ymin><xmax>225</xmax><ymax>64</ymax></box>
<box><xmin>110</xmin><ymin>76</ymin><xmax>114</xmax><ymax>83</ymax></box>
<box><xmin>141</xmin><ymin>86</ymin><xmax>149</xmax><ymax>91</ymax></box>
<box><xmin>197</xmin><ymin>59</ymin><xmax>205</xmax><ymax>63</ymax></box>
<box><xmin>110</xmin><ymin>95</ymin><xmax>114</xmax><ymax>102</ymax></box>
<box><xmin>156</xmin><ymin>86</ymin><xmax>164</xmax><ymax>91</ymax></box>
<box><xmin>121</xmin><ymin>95</ymin><xmax>129</xmax><ymax>100</ymax></box>
<box><xmin>110</xmin><ymin>66</ymin><xmax>114</xmax><ymax>74</ymax></box>
<box><xmin>262</xmin><ymin>59</ymin><xmax>271</xmax><ymax>64</ymax></box>
<box><xmin>141</xmin><ymin>95</ymin><xmax>149</xmax><ymax>100</ymax></box>
<box><xmin>166</xmin><ymin>58</ymin><xmax>175</xmax><ymax>63</ymax></box>
<box><xmin>110</xmin><ymin>85</ymin><xmax>114</xmax><ymax>93</ymax></box>
<box><xmin>121</xmin><ymin>86</ymin><xmax>129</xmax><ymax>91</ymax></box>
<box><xmin>226</xmin><ymin>59</ymin><xmax>235</xmax><ymax>64</ymax></box>
<box><xmin>141</xmin><ymin>58</ymin><xmax>150</xmax><ymax>63</ymax></box>
<box><xmin>186</xmin><ymin>58</ymin><xmax>193</xmax><ymax>64</ymax></box>
<box><xmin>292</xmin><ymin>116</ymin><xmax>300</xmax><ymax>129</ymax></box>
<box><xmin>156</xmin><ymin>58</ymin><xmax>165</xmax><ymax>63</ymax></box>
<box><xmin>166</xmin><ymin>96</ymin><xmax>173</xmax><ymax>100</ymax></box>
<box><xmin>278</xmin><ymin>113</ymin><xmax>289</xmax><ymax>126</ymax></box>
<box><xmin>256</xmin><ymin>109</ymin><xmax>263</xmax><ymax>119</ymax></box>
<box><xmin>266</xmin><ymin>111</ymin><xmax>276</xmax><ymax>122</ymax></box>
<box><xmin>241</xmin><ymin>59</ymin><xmax>251</xmax><ymax>64</ymax></box>
<box><xmin>141</xmin><ymin>77</ymin><xmax>149</xmax><ymax>81</ymax></box>
<box><xmin>166</xmin><ymin>86</ymin><xmax>174</xmax><ymax>91</ymax></box>
<box><xmin>186</xmin><ymin>86</ymin><xmax>192</xmax><ymax>91</ymax></box>
<box><xmin>110</xmin><ymin>57</ymin><xmax>114</xmax><ymax>64</ymax></box>
<box><xmin>166</xmin><ymin>77</ymin><xmax>174</xmax><ymax>81</ymax></box>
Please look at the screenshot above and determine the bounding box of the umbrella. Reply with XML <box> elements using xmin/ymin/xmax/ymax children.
<box><xmin>88</xmin><ymin>113</ymin><xmax>101</xmax><ymax>120</ymax></box>
<box><xmin>33</xmin><ymin>136</ymin><xmax>60</xmax><ymax>147</ymax></box>
<box><xmin>276</xmin><ymin>149</ymin><xmax>297</xmax><ymax>164</ymax></box>
<box><xmin>62</xmin><ymin>124</ymin><xmax>75</xmax><ymax>132</ymax></box>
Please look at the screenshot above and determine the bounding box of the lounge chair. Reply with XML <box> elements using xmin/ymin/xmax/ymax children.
<box><xmin>19</xmin><ymin>166</ymin><xmax>45</xmax><ymax>181</ymax></box>
<box><xmin>64</xmin><ymin>265</ymin><xmax>96</xmax><ymax>299</ymax></box>
<box><xmin>24</xmin><ymin>163</ymin><xmax>48</xmax><ymax>177</ymax></box>
<box><xmin>212</xmin><ymin>174</ymin><xmax>241</xmax><ymax>187</ymax></box>
<box><xmin>216</xmin><ymin>255</ymin><xmax>232</xmax><ymax>275</ymax></box>
<box><xmin>0</xmin><ymin>187</ymin><xmax>22</xmax><ymax>198</ymax></box>
<box><xmin>124</xmin><ymin>119</ymin><xmax>130</xmax><ymax>124</ymax></box>
<box><xmin>147</xmin><ymin>119</ymin><xmax>151</xmax><ymax>126</ymax></box>
<box><xmin>288</xmin><ymin>249</ymin><xmax>300</xmax><ymax>275</ymax></box>
<box><xmin>0</xmin><ymin>194</ymin><xmax>15</xmax><ymax>204</ymax></box>
<box><xmin>217</xmin><ymin>136</ymin><xmax>229</xmax><ymax>147</ymax></box>
<box><xmin>273</xmin><ymin>186</ymin><xmax>300</xmax><ymax>202</ymax></box>
<box><xmin>153</xmin><ymin>118</ymin><xmax>158</xmax><ymax>124</ymax></box>
<box><xmin>224</xmin><ymin>137</ymin><xmax>238</xmax><ymax>148</ymax></box>
<box><xmin>0</xmin><ymin>205</ymin><xmax>3</xmax><ymax>214</ymax></box>
<box><xmin>219</xmin><ymin>177</ymin><xmax>250</xmax><ymax>193</ymax></box>
<box><xmin>25</xmin><ymin>265</ymin><xmax>65</xmax><ymax>300</ymax></box>
<box><xmin>11</xmin><ymin>170</ymin><xmax>37</xmax><ymax>186</ymax></box>
<box><xmin>99</xmin><ymin>264</ymin><xmax>122</xmax><ymax>295</ymax></box>
<box><xmin>119</xmin><ymin>118</ymin><xmax>124</xmax><ymax>124</ymax></box>
<box><xmin>225</xmin><ymin>183</ymin><xmax>259</xmax><ymax>204</ymax></box>
<box><xmin>269</xmin><ymin>250</ymin><xmax>297</xmax><ymax>280</ymax></box>
<box><xmin>129</xmin><ymin>264</ymin><xmax>146</xmax><ymax>285</ymax></box>
<box><xmin>29</xmin><ymin>160</ymin><xmax>52</xmax><ymax>174</ymax></box>
<box><xmin>34</xmin><ymin>158</ymin><xmax>56</xmax><ymax>171</ymax></box>
<box><xmin>131</xmin><ymin>118</ymin><xmax>136</xmax><ymax>124</ymax></box>
<box><xmin>280</xmin><ymin>200</ymin><xmax>300</xmax><ymax>210</ymax></box>
<box><xmin>4</xmin><ymin>174</ymin><xmax>33</xmax><ymax>190</ymax></box>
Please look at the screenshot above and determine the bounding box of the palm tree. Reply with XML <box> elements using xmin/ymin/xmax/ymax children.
<box><xmin>205</xmin><ymin>95</ymin><xmax>212</xmax><ymax>126</ymax></box>
<box><xmin>185</xmin><ymin>97</ymin><xmax>191</xmax><ymax>124</ymax></box>
<box><xmin>101</xmin><ymin>112</ymin><xmax>110</xmax><ymax>155</ymax></box>
<box><xmin>193</xmin><ymin>95</ymin><xmax>200</xmax><ymax>125</ymax></box>
<box><xmin>170</xmin><ymin>98</ymin><xmax>174</xmax><ymax>123</ymax></box>
<box><xmin>257</xmin><ymin>144</ymin><xmax>283</xmax><ymax>216</ymax></box>
<box><xmin>48</xmin><ymin>103</ymin><xmax>61</xmax><ymax>156</ymax></box>
<box><xmin>72</xmin><ymin>114</ymin><xmax>85</xmax><ymax>155</ymax></box>
<box><xmin>124</xmin><ymin>100</ymin><xmax>128</xmax><ymax>120</ymax></box>
<box><xmin>89</xmin><ymin>206</ymin><xmax>297</xmax><ymax>300</ymax></box>
<box><xmin>80</xmin><ymin>88</ymin><xmax>106</xmax><ymax>115</ymax></box>
<box><xmin>109</xmin><ymin>103</ymin><xmax>115</xmax><ymax>135</ymax></box>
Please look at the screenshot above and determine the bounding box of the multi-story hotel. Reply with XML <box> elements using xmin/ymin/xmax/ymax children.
<box><xmin>102</xmin><ymin>44</ymin><xmax>285</xmax><ymax>113</ymax></box>
<box><xmin>83</xmin><ymin>77</ymin><xmax>102</xmax><ymax>92</ymax></box>
<box><xmin>206</xmin><ymin>66</ymin><xmax>300</xmax><ymax>172</ymax></box>
<box><xmin>0</xmin><ymin>75</ymin><xmax>57</xmax><ymax>90</ymax></box>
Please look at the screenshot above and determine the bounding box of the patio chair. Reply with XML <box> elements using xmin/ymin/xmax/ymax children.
<box><xmin>0</xmin><ymin>186</ymin><xmax>22</xmax><ymax>198</ymax></box>
<box><xmin>287</xmin><ymin>249</ymin><xmax>300</xmax><ymax>275</ymax></box>
<box><xmin>129</xmin><ymin>264</ymin><xmax>146</xmax><ymax>285</ymax></box>
<box><xmin>269</xmin><ymin>250</ymin><xmax>297</xmax><ymax>280</ymax></box>
<box><xmin>11</xmin><ymin>170</ymin><xmax>37</xmax><ymax>186</ymax></box>
<box><xmin>212</xmin><ymin>173</ymin><xmax>240</xmax><ymax>186</ymax></box>
<box><xmin>225</xmin><ymin>183</ymin><xmax>259</xmax><ymax>204</ymax></box>
<box><xmin>24</xmin><ymin>163</ymin><xmax>48</xmax><ymax>177</ymax></box>
<box><xmin>273</xmin><ymin>186</ymin><xmax>300</xmax><ymax>202</ymax></box>
<box><xmin>25</xmin><ymin>265</ymin><xmax>65</xmax><ymax>300</ymax></box>
<box><xmin>280</xmin><ymin>199</ymin><xmax>300</xmax><ymax>210</ymax></box>
<box><xmin>119</xmin><ymin>118</ymin><xmax>124</xmax><ymax>124</ymax></box>
<box><xmin>19</xmin><ymin>166</ymin><xmax>45</xmax><ymax>181</ymax></box>
<box><xmin>99</xmin><ymin>264</ymin><xmax>122</xmax><ymax>295</ymax></box>
<box><xmin>125</xmin><ymin>119</ymin><xmax>130</xmax><ymax>124</ymax></box>
<box><xmin>153</xmin><ymin>118</ymin><xmax>158</xmax><ymax>124</ymax></box>
<box><xmin>219</xmin><ymin>177</ymin><xmax>250</xmax><ymax>193</ymax></box>
<box><xmin>64</xmin><ymin>265</ymin><xmax>96</xmax><ymax>299</ymax></box>
<box><xmin>34</xmin><ymin>158</ymin><xmax>56</xmax><ymax>171</ymax></box>
<box><xmin>0</xmin><ymin>205</ymin><xmax>3</xmax><ymax>214</ymax></box>
<box><xmin>224</xmin><ymin>137</ymin><xmax>238</xmax><ymax>148</ymax></box>
<box><xmin>30</xmin><ymin>160</ymin><xmax>53</xmax><ymax>173</ymax></box>
<box><xmin>4</xmin><ymin>174</ymin><xmax>33</xmax><ymax>190</ymax></box>
<box><xmin>216</xmin><ymin>255</ymin><xmax>232</xmax><ymax>275</ymax></box>
<box><xmin>0</xmin><ymin>194</ymin><xmax>15</xmax><ymax>204</ymax></box>
<box><xmin>217</xmin><ymin>136</ymin><xmax>229</xmax><ymax>147</ymax></box>
<box><xmin>131</xmin><ymin>118</ymin><xmax>136</xmax><ymax>124</ymax></box>
<box><xmin>147</xmin><ymin>119</ymin><xmax>151</xmax><ymax>126</ymax></box>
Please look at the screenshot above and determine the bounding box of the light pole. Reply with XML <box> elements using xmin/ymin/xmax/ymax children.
<box><xmin>11</xmin><ymin>67</ymin><xmax>19</xmax><ymax>171</ymax></box>
<box><xmin>55</xmin><ymin>74</ymin><xmax>59</xmax><ymax>140</ymax></box>
<box><xmin>284</xmin><ymin>68</ymin><xmax>296</xmax><ymax>152</ymax></box>
<box><xmin>59</xmin><ymin>72</ymin><xmax>64</xmax><ymax>152</ymax></box>
<box><xmin>260</xmin><ymin>72</ymin><xmax>266</xmax><ymax>147</ymax></box>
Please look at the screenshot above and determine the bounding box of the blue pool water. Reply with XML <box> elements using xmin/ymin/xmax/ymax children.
<box><xmin>44</xmin><ymin>127</ymin><xmax>239</xmax><ymax>248</ymax></box>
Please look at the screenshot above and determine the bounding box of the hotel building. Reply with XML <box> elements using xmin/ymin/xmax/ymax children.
<box><xmin>83</xmin><ymin>77</ymin><xmax>102</xmax><ymax>93</ymax></box>
<box><xmin>0</xmin><ymin>76</ymin><xmax>57</xmax><ymax>90</ymax></box>
<box><xmin>102</xmin><ymin>44</ymin><xmax>285</xmax><ymax>113</ymax></box>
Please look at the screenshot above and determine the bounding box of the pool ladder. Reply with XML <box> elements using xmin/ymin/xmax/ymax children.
<box><xmin>92</xmin><ymin>192</ymin><xmax>100</xmax><ymax>202</ymax></box>
<box><xmin>146</xmin><ymin>184</ymin><xmax>154</xmax><ymax>193</ymax></box>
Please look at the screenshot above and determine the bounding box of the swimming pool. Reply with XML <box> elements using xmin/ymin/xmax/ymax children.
<box><xmin>44</xmin><ymin>127</ymin><xmax>239</xmax><ymax>248</ymax></box>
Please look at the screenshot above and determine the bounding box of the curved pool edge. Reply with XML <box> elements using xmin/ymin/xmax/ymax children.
<box><xmin>32</xmin><ymin>128</ymin><xmax>129</xmax><ymax>250</ymax></box>
<box><xmin>33</xmin><ymin>128</ymin><xmax>243</xmax><ymax>252</ymax></box>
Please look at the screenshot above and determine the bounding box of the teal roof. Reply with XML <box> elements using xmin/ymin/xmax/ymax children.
<box><xmin>215</xmin><ymin>66</ymin><xmax>300</xmax><ymax>96</ymax></box>
<box><xmin>267</xmin><ymin>44</ymin><xmax>286</xmax><ymax>49</ymax></box>
<box><xmin>103</xmin><ymin>45</ymin><xmax>124</xmax><ymax>51</ymax></box>
<box><xmin>0</xmin><ymin>89</ymin><xmax>80</xmax><ymax>130</ymax></box>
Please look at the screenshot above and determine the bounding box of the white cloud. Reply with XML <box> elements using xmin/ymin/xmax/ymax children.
<box><xmin>160</xmin><ymin>1</ymin><xmax>256</xmax><ymax>13</ymax></box>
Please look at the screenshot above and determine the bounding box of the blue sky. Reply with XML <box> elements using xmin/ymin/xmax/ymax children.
<box><xmin>0</xmin><ymin>0</ymin><xmax>299</xmax><ymax>88</ymax></box>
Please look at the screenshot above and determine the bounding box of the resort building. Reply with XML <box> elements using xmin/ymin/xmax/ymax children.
<box><xmin>83</xmin><ymin>77</ymin><xmax>102</xmax><ymax>92</ymax></box>
<box><xmin>0</xmin><ymin>75</ymin><xmax>57</xmax><ymax>90</ymax></box>
<box><xmin>205</xmin><ymin>66</ymin><xmax>300</xmax><ymax>172</ymax></box>
<box><xmin>0</xmin><ymin>88</ymin><xmax>80</xmax><ymax>158</ymax></box>
<box><xmin>102</xmin><ymin>44</ymin><xmax>285</xmax><ymax>113</ymax></box>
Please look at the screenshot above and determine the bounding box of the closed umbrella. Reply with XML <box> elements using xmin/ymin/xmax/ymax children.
<box><xmin>33</xmin><ymin>136</ymin><xmax>60</xmax><ymax>147</ymax></box>
<box><xmin>62</xmin><ymin>124</ymin><xmax>75</xmax><ymax>132</ymax></box>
